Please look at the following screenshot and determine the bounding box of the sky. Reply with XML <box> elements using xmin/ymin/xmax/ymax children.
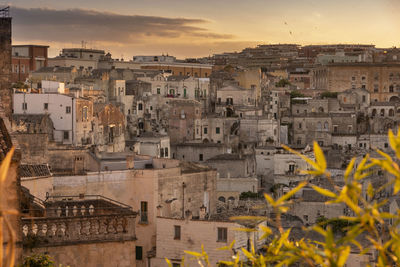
<box><xmin>4</xmin><ymin>0</ymin><xmax>400</xmax><ymax>59</ymax></box>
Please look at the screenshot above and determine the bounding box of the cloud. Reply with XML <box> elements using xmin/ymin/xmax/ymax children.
<box><xmin>11</xmin><ymin>6</ymin><xmax>234</xmax><ymax>43</ymax></box>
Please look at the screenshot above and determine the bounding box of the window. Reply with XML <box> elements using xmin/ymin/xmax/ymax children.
<box><xmin>172</xmin><ymin>264</ymin><xmax>180</xmax><ymax>267</ymax></box>
<box><xmin>82</xmin><ymin>106</ymin><xmax>88</xmax><ymax>120</ymax></box>
<box><xmin>374</xmin><ymin>84</ymin><xmax>379</xmax><ymax>92</ymax></box>
<box><xmin>199</xmin><ymin>154</ymin><xmax>203</xmax><ymax>161</ymax></box>
<box><xmin>157</xmin><ymin>88</ymin><xmax>161</xmax><ymax>94</ymax></box>
<box><xmin>298</xmin><ymin>123</ymin><xmax>302</xmax><ymax>129</ymax></box>
<box><xmin>140</xmin><ymin>201</ymin><xmax>148</xmax><ymax>223</ymax></box>
<box><xmin>138</xmin><ymin>103</ymin><xmax>143</xmax><ymax>110</ymax></box>
<box><xmin>288</xmin><ymin>164</ymin><xmax>295</xmax><ymax>173</ymax></box>
<box><xmin>66</xmin><ymin>106</ymin><xmax>71</xmax><ymax>114</ymax></box>
<box><xmin>385</xmin><ymin>143</ymin><xmax>389</xmax><ymax>148</ymax></box>
<box><xmin>204</xmin><ymin>127</ymin><xmax>208</xmax><ymax>134</ymax></box>
<box><xmin>22</xmin><ymin>103</ymin><xmax>27</xmax><ymax>110</ymax></box>
<box><xmin>362</xmin><ymin>95</ymin><xmax>366</xmax><ymax>103</ymax></box>
<box><xmin>216</xmin><ymin>127</ymin><xmax>220</xmax><ymax>134</ymax></box>
<box><xmin>160</xmin><ymin>148</ymin><xmax>165</xmax><ymax>158</ymax></box>
<box><xmin>136</xmin><ymin>246</ymin><xmax>143</xmax><ymax>260</ymax></box>
<box><xmin>174</xmin><ymin>225</ymin><xmax>181</xmax><ymax>240</ymax></box>
<box><xmin>217</xmin><ymin>227</ymin><xmax>227</xmax><ymax>242</ymax></box>
<box><xmin>334</xmin><ymin>126</ymin><xmax>338</xmax><ymax>133</ymax></box>
<box><xmin>44</xmin><ymin>103</ymin><xmax>48</xmax><ymax>110</ymax></box>
<box><xmin>63</xmin><ymin>131</ymin><xmax>69</xmax><ymax>140</ymax></box>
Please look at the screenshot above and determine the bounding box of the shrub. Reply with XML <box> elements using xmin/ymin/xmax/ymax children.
<box><xmin>20</xmin><ymin>254</ymin><xmax>55</xmax><ymax>267</ymax></box>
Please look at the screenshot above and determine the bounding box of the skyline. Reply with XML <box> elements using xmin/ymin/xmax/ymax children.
<box><xmin>6</xmin><ymin>0</ymin><xmax>400</xmax><ymax>59</ymax></box>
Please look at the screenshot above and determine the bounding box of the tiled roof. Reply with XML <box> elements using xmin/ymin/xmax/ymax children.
<box><xmin>19</xmin><ymin>164</ymin><xmax>52</xmax><ymax>178</ymax></box>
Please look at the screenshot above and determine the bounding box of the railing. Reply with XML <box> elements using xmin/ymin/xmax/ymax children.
<box><xmin>21</xmin><ymin>214</ymin><xmax>136</xmax><ymax>247</ymax></box>
<box><xmin>45</xmin><ymin>195</ymin><xmax>132</xmax><ymax>210</ymax></box>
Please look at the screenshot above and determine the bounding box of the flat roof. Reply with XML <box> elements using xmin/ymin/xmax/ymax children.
<box><xmin>12</xmin><ymin>45</ymin><xmax>49</xmax><ymax>48</ymax></box>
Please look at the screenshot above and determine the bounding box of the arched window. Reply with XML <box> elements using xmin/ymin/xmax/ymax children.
<box><xmin>218</xmin><ymin>196</ymin><xmax>225</xmax><ymax>202</ymax></box>
<box><xmin>228</xmin><ymin>197</ymin><xmax>235</xmax><ymax>202</ymax></box>
<box><xmin>372</xmin><ymin>109</ymin><xmax>377</xmax><ymax>117</ymax></box>
<box><xmin>389</xmin><ymin>109</ymin><xmax>394</xmax><ymax>116</ymax></box>
<box><xmin>390</xmin><ymin>85</ymin><xmax>394</xmax><ymax>93</ymax></box>
<box><xmin>324</xmin><ymin>121</ymin><xmax>329</xmax><ymax>130</ymax></box>
<box><xmin>380</xmin><ymin>109</ymin><xmax>385</xmax><ymax>116</ymax></box>
<box><xmin>318</xmin><ymin>107</ymin><xmax>324</xmax><ymax>113</ymax></box>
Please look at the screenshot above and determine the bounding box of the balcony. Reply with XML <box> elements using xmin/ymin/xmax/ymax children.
<box><xmin>21</xmin><ymin>195</ymin><xmax>137</xmax><ymax>247</ymax></box>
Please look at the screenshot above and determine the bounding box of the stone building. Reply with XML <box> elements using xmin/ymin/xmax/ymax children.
<box><xmin>154</xmin><ymin>216</ymin><xmax>267</xmax><ymax>266</ymax></box>
<box><xmin>313</xmin><ymin>62</ymin><xmax>400</xmax><ymax>102</ymax></box>
<box><xmin>11</xmin><ymin>45</ymin><xmax>49</xmax><ymax>82</ymax></box>
<box><xmin>24</xmin><ymin>157</ymin><xmax>217</xmax><ymax>267</ymax></box>
<box><xmin>0</xmin><ymin>11</ymin><xmax>12</xmax><ymax>118</ymax></box>
<box><xmin>215</xmin><ymin>84</ymin><xmax>257</xmax><ymax>117</ymax></box>
<box><xmin>21</xmin><ymin>195</ymin><xmax>137</xmax><ymax>267</ymax></box>
<box><xmin>167</xmin><ymin>99</ymin><xmax>202</xmax><ymax>144</ymax></box>
<box><xmin>129</xmin><ymin>132</ymin><xmax>170</xmax><ymax>158</ymax></box>
<box><xmin>93</xmin><ymin>103</ymin><xmax>125</xmax><ymax>152</ymax></box>
<box><xmin>172</xmin><ymin>142</ymin><xmax>226</xmax><ymax>163</ymax></box>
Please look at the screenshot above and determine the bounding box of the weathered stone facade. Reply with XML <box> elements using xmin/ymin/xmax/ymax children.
<box><xmin>0</xmin><ymin>16</ymin><xmax>12</xmax><ymax>118</ymax></box>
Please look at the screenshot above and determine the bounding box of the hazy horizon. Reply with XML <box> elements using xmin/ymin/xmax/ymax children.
<box><xmin>6</xmin><ymin>1</ymin><xmax>400</xmax><ymax>59</ymax></box>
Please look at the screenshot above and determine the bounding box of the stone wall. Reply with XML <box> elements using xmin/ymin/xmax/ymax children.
<box><xmin>23</xmin><ymin>241</ymin><xmax>136</xmax><ymax>267</ymax></box>
<box><xmin>0</xmin><ymin>17</ymin><xmax>12</xmax><ymax>118</ymax></box>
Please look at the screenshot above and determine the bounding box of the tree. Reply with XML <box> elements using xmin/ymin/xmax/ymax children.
<box><xmin>321</xmin><ymin>91</ymin><xmax>338</xmax><ymax>99</ymax></box>
<box><xmin>20</xmin><ymin>254</ymin><xmax>55</xmax><ymax>267</ymax></box>
<box><xmin>168</xmin><ymin>129</ymin><xmax>400</xmax><ymax>266</ymax></box>
<box><xmin>275</xmin><ymin>79</ymin><xmax>291</xmax><ymax>88</ymax></box>
<box><xmin>289</xmin><ymin>90</ymin><xmax>304</xmax><ymax>99</ymax></box>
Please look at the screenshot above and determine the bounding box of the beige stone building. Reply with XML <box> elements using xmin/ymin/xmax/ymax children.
<box><xmin>24</xmin><ymin>157</ymin><xmax>217</xmax><ymax>267</ymax></box>
<box><xmin>153</xmin><ymin>216</ymin><xmax>267</xmax><ymax>266</ymax></box>
<box><xmin>313</xmin><ymin>62</ymin><xmax>400</xmax><ymax>102</ymax></box>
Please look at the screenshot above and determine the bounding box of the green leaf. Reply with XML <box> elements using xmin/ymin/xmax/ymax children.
<box><xmin>184</xmin><ymin>251</ymin><xmax>202</xmax><ymax>257</ymax></box>
<box><xmin>337</xmin><ymin>246</ymin><xmax>351</xmax><ymax>267</ymax></box>
<box><xmin>311</xmin><ymin>185</ymin><xmax>337</xmax><ymax>198</ymax></box>
<box><xmin>165</xmin><ymin>258</ymin><xmax>172</xmax><ymax>267</ymax></box>
<box><xmin>313</xmin><ymin>141</ymin><xmax>326</xmax><ymax>171</ymax></box>
<box><xmin>276</xmin><ymin>181</ymin><xmax>307</xmax><ymax>205</ymax></box>
<box><xmin>344</xmin><ymin>158</ymin><xmax>356</xmax><ymax>182</ymax></box>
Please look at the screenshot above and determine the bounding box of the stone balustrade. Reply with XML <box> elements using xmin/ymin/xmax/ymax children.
<box><xmin>21</xmin><ymin>214</ymin><xmax>136</xmax><ymax>247</ymax></box>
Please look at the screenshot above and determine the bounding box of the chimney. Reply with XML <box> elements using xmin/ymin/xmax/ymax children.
<box><xmin>126</xmin><ymin>155</ymin><xmax>134</xmax><ymax>169</ymax></box>
<box><xmin>199</xmin><ymin>205</ymin><xmax>207</xmax><ymax>220</ymax></box>
<box><xmin>185</xmin><ymin>210</ymin><xmax>192</xmax><ymax>220</ymax></box>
